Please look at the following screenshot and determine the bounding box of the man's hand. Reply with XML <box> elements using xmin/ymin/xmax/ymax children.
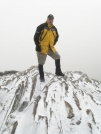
<box><xmin>36</xmin><ymin>44</ymin><xmax>41</xmax><ymax>52</ymax></box>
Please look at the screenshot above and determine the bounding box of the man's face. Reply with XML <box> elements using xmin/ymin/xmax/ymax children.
<box><xmin>47</xmin><ymin>18</ymin><xmax>54</xmax><ymax>24</ymax></box>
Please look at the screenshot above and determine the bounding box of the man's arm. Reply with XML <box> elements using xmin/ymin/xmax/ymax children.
<box><xmin>34</xmin><ymin>24</ymin><xmax>43</xmax><ymax>45</ymax></box>
<box><xmin>34</xmin><ymin>24</ymin><xmax>44</xmax><ymax>52</ymax></box>
<box><xmin>54</xmin><ymin>27</ymin><xmax>59</xmax><ymax>45</ymax></box>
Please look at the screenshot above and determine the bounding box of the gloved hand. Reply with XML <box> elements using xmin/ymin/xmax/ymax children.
<box><xmin>36</xmin><ymin>44</ymin><xmax>41</xmax><ymax>52</ymax></box>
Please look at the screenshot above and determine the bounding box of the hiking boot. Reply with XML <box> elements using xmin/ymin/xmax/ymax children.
<box><xmin>55</xmin><ymin>59</ymin><xmax>64</xmax><ymax>77</ymax></box>
<box><xmin>40</xmin><ymin>77</ymin><xmax>45</xmax><ymax>82</ymax></box>
<box><xmin>56</xmin><ymin>72</ymin><xmax>64</xmax><ymax>76</ymax></box>
<box><xmin>38</xmin><ymin>64</ymin><xmax>45</xmax><ymax>82</ymax></box>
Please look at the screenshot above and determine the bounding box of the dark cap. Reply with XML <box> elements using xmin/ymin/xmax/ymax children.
<box><xmin>47</xmin><ymin>14</ymin><xmax>54</xmax><ymax>19</ymax></box>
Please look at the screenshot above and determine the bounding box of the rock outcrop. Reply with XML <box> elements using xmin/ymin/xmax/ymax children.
<box><xmin>0</xmin><ymin>66</ymin><xmax>101</xmax><ymax>134</ymax></box>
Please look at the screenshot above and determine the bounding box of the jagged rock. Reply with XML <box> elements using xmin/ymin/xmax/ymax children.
<box><xmin>0</xmin><ymin>66</ymin><xmax>101</xmax><ymax>134</ymax></box>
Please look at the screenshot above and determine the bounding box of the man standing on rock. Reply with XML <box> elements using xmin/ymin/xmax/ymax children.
<box><xmin>34</xmin><ymin>14</ymin><xmax>64</xmax><ymax>82</ymax></box>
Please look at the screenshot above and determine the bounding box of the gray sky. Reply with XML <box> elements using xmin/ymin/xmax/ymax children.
<box><xmin>0</xmin><ymin>0</ymin><xmax>101</xmax><ymax>81</ymax></box>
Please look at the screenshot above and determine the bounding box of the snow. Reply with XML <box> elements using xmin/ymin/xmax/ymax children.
<box><xmin>0</xmin><ymin>66</ymin><xmax>101</xmax><ymax>134</ymax></box>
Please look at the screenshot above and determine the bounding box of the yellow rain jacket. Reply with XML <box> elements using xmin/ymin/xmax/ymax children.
<box><xmin>34</xmin><ymin>21</ymin><xmax>59</xmax><ymax>54</ymax></box>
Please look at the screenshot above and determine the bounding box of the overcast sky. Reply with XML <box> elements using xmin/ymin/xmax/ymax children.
<box><xmin>0</xmin><ymin>0</ymin><xmax>101</xmax><ymax>81</ymax></box>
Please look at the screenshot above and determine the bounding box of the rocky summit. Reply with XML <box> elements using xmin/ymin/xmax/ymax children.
<box><xmin>0</xmin><ymin>66</ymin><xmax>101</xmax><ymax>134</ymax></box>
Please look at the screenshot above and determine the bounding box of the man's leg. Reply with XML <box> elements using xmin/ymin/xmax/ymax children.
<box><xmin>36</xmin><ymin>52</ymin><xmax>47</xmax><ymax>81</ymax></box>
<box><xmin>48</xmin><ymin>48</ymin><xmax>64</xmax><ymax>76</ymax></box>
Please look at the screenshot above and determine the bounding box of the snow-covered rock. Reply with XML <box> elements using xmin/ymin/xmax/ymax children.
<box><xmin>0</xmin><ymin>66</ymin><xmax>101</xmax><ymax>134</ymax></box>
